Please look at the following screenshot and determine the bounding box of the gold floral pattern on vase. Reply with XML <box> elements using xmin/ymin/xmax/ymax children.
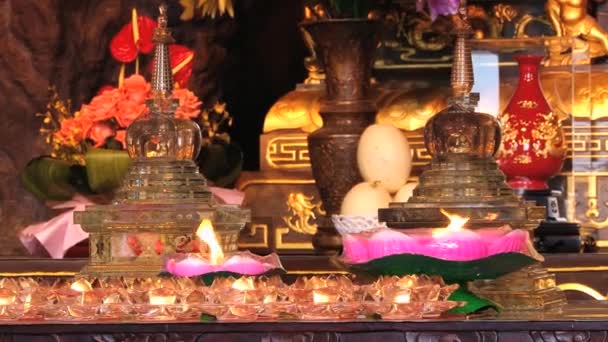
<box><xmin>498</xmin><ymin>111</ymin><xmax>566</xmax><ymax>162</ymax></box>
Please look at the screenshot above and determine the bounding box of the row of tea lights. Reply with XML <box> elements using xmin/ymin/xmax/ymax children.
<box><xmin>0</xmin><ymin>274</ymin><xmax>460</xmax><ymax>321</ymax></box>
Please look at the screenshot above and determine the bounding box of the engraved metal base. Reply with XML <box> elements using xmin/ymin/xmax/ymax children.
<box><xmin>470</xmin><ymin>264</ymin><xmax>567</xmax><ymax>312</ymax></box>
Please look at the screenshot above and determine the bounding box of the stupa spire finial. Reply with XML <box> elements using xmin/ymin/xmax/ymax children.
<box><xmin>151</xmin><ymin>3</ymin><xmax>175</xmax><ymax>98</ymax></box>
<box><xmin>450</xmin><ymin>0</ymin><xmax>476</xmax><ymax>104</ymax></box>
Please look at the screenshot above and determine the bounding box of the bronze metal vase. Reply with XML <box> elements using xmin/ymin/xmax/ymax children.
<box><xmin>300</xmin><ymin>19</ymin><xmax>380</xmax><ymax>254</ymax></box>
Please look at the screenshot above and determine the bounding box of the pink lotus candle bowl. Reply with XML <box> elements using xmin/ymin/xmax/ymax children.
<box><xmin>341</xmin><ymin>210</ymin><xmax>542</xmax><ymax>264</ymax></box>
<box><xmin>164</xmin><ymin>219</ymin><xmax>283</xmax><ymax>278</ymax></box>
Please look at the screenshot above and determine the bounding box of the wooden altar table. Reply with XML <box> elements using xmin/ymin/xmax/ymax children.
<box><xmin>0</xmin><ymin>302</ymin><xmax>606</xmax><ymax>341</ymax></box>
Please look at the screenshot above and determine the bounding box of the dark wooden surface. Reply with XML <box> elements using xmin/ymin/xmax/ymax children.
<box><xmin>0</xmin><ymin>302</ymin><xmax>607</xmax><ymax>341</ymax></box>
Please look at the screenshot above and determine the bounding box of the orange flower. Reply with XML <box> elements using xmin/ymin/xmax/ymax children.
<box><xmin>114</xmin><ymin>129</ymin><xmax>127</xmax><ymax>148</ymax></box>
<box><xmin>113</xmin><ymin>75</ymin><xmax>151</xmax><ymax>128</ymax></box>
<box><xmin>114</xmin><ymin>100</ymin><xmax>148</xmax><ymax>128</ymax></box>
<box><xmin>81</xmin><ymin>88</ymin><xmax>121</xmax><ymax>122</ymax></box>
<box><xmin>122</xmin><ymin>74</ymin><xmax>150</xmax><ymax>103</ymax></box>
<box><xmin>51</xmin><ymin>74</ymin><xmax>203</xmax><ymax>151</ymax></box>
<box><xmin>173</xmin><ymin>88</ymin><xmax>202</xmax><ymax>119</ymax></box>
<box><xmin>86</xmin><ymin>122</ymin><xmax>115</xmax><ymax>147</ymax></box>
<box><xmin>54</xmin><ymin>117</ymin><xmax>92</xmax><ymax>147</ymax></box>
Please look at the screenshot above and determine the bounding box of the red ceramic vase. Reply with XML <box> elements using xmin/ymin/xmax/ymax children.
<box><xmin>496</xmin><ymin>55</ymin><xmax>566</xmax><ymax>190</ymax></box>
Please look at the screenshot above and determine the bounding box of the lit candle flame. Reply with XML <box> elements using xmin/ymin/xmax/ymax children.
<box><xmin>148</xmin><ymin>288</ymin><xmax>176</xmax><ymax>305</ymax></box>
<box><xmin>312</xmin><ymin>290</ymin><xmax>331</xmax><ymax>304</ymax></box>
<box><xmin>0</xmin><ymin>289</ymin><xmax>16</xmax><ymax>305</ymax></box>
<box><xmin>263</xmin><ymin>294</ymin><xmax>277</xmax><ymax>304</ymax></box>
<box><xmin>485</xmin><ymin>212</ymin><xmax>498</xmax><ymax>221</ymax></box>
<box><xmin>393</xmin><ymin>291</ymin><xmax>411</xmax><ymax>304</ymax></box>
<box><xmin>70</xmin><ymin>279</ymin><xmax>93</xmax><ymax>293</ymax></box>
<box><xmin>196</xmin><ymin>219</ymin><xmax>224</xmax><ymax>265</ymax></box>
<box><xmin>231</xmin><ymin>277</ymin><xmax>256</xmax><ymax>291</ymax></box>
<box><xmin>433</xmin><ymin>209</ymin><xmax>470</xmax><ymax>237</ymax></box>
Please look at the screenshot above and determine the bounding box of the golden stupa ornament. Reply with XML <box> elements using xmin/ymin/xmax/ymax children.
<box><xmin>75</xmin><ymin>4</ymin><xmax>249</xmax><ymax>277</ymax></box>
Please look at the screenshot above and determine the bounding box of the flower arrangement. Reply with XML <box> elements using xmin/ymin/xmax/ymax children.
<box><xmin>43</xmin><ymin>75</ymin><xmax>201</xmax><ymax>164</ymax></box>
<box><xmin>23</xmin><ymin>7</ymin><xmax>241</xmax><ymax>202</ymax></box>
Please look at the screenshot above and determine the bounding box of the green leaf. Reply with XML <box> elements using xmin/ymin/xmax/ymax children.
<box><xmin>448</xmin><ymin>286</ymin><xmax>498</xmax><ymax>314</ymax></box>
<box><xmin>21</xmin><ymin>157</ymin><xmax>76</xmax><ymax>201</ymax></box>
<box><xmin>345</xmin><ymin>253</ymin><xmax>539</xmax><ymax>283</ymax></box>
<box><xmin>85</xmin><ymin>148</ymin><xmax>131</xmax><ymax>193</ymax></box>
<box><xmin>197</xmin><ymin>142</ymin><xmax>243</xmax><ymax>187</ymax></box>
<box><xmin>68</xmin><ymin>164</ymin><xmax>94</xmax><ymax>195</ymax></box>
<box><xmin>199</xmin><ymin>312</ymin><xmax>217</xmax><ymax>322</ymax></box>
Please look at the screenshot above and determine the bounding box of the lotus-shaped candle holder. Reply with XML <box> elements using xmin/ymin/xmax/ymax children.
<box><xmin>336</xmin><ymin>211</ymin><xmax>543</xmax><ymax>313</ymax></box>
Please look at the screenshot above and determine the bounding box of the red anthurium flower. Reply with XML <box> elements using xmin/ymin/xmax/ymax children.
<box><xmin>147</xmin><ymin>44</ymin><xmax>194</xmax><ymax>88</ymax></box>
<box><xmin>170</xmin><ymin>44</ymin><xmax>194</xmax><ymax>88</ymax></box>
<box><xmin>110</xmin><ymin>11</ymin><xmax>157</xmax><ymax>63</ymax></box>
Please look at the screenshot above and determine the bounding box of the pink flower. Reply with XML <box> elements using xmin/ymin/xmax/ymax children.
<box><xmin>173</xmin><ymin>88</ymin><xmax>201</xmax><ymax>119</ymax></box>
<box><xmin>86</xmin><ymin>122</ymin><xmax>115</xmax><ymax>147</ymax></box>
<box><xmin>417</xmin><ymin>0</ymin><xmax>460</xmax><ymax>21</ymax></box>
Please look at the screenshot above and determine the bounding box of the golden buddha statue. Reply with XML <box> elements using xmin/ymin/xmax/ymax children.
<box><xmin>546</xmin><ymin>0</ymin><xmax>608</xmax><ymax>61</ymax></box>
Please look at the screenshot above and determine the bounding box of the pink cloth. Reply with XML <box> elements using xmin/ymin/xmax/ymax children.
<box><xmin>20</xmin><ymin>187</ymin><xmax>246</xmax><ymax>259</ymax></box>
<box><xmin>19</xmin><ymin>194</ymin><xmax>92</xmax><ymax>259</ymax></box>
<box><xmin>210</xmin><ymin>186</ymin><xmax>245</xmax><ymax>205</ymax></box>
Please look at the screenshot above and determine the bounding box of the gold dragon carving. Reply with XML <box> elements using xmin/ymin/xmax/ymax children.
<box><xmin>282</xmin><ymin>192</ymin><xmax>325</xmax><ymax>235</ymax></box>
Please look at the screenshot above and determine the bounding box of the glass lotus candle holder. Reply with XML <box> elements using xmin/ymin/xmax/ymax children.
<box><xmin>359</xmin><ymin>275</ymin><xmax>461</xmax><ymax>319</ymax></box>
<box><xmin>0</xmin><ymin>274</ymin><xmax>461</xmax><ymax>322</ymax></box>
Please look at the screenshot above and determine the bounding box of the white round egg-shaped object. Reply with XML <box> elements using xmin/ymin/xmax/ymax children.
<box><xmin>393</xmin><ymin>182</ymin><xmax>418</xmax><ymax>203</ymax></box>
<box><xmin>341</xmin><ymin>181</ymin><xmax>392</xmax><ymax>216</ymax></box>
<box><xmin>357</xmin><ymin>124</ymin><xmax>412</xmax><ymax>194</ymax></box>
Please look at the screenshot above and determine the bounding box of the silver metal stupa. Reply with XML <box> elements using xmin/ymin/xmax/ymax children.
<box><xmin>75</xmin><ymin>4</ymin><xmax>249</xmax><ymax>277</ymax></box>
